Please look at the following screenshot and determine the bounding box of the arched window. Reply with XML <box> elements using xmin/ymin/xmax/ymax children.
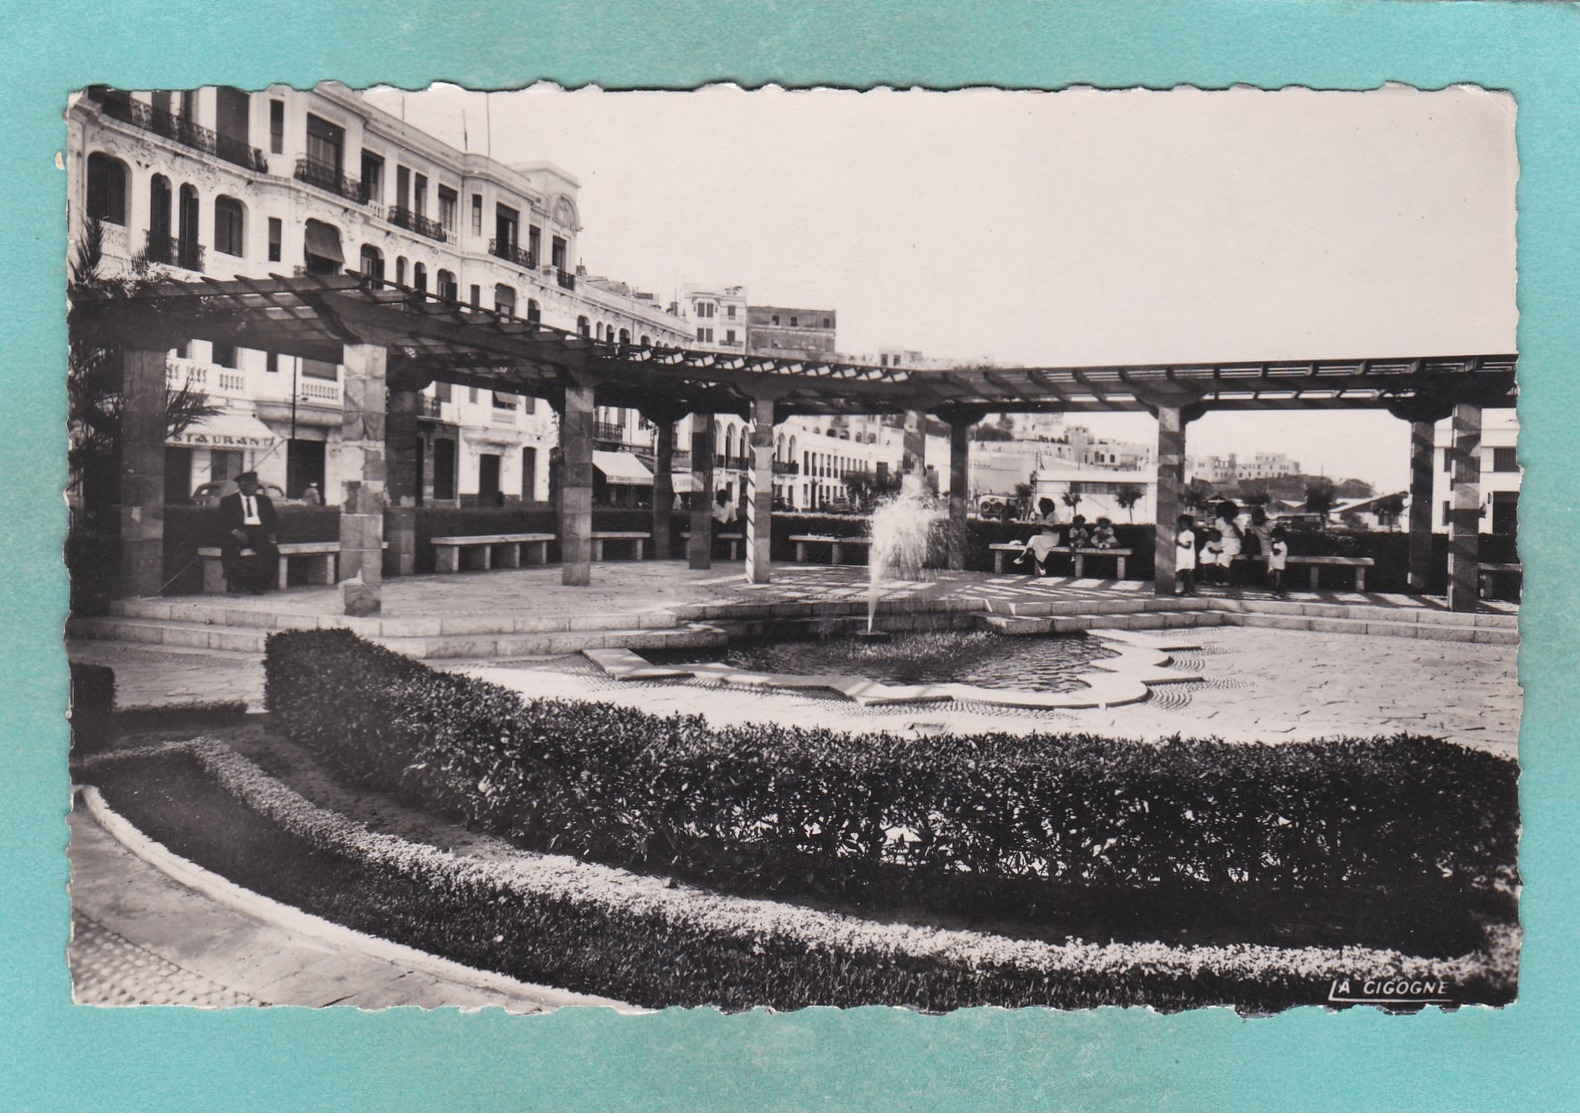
<box><xmin>359</xmin><ymin>245</ymin><xmax>384</xmax><ymax>282</ymax></box>
<box><xmin>147</xmin><ymin>175</ymin><xmax>173</xmax><ymax>262</ymax></box>
<box><xmin>395</xmin><ymin>256</ymin><xmax>407</xmax><ymax>286</ymax></box>
<box><xmin>526</xmin><ymin>298</ymin><xmax>540</xmax><ymax>324</ymax></box>
<box><xmin>413</xmin><ymin>262</ymin><xmax>427</xmax><ymax>293</ymax></box>
<box><xmin>618</xmin><ymin>328</ymin><xmax>629</xmax><ymax>345</ymax></box>
<box><xmin>494</xmin><ymin>284</ymin><xmax>516</xmax><ymax>317</ymax></box>
<box><xmin>576</xmin><ymin>315</ymin><xmax>590</xmax><ymax>337</ymax></box>
<box><xmin>640</xmin><ymin>334</ymin><xmax>650</xmax><ymax>346</ymax></box>
<box><xmin>213</xmin><ymin>196</ymin><xmax>245</xmax><ymax>257</ymax></box>
<box><xmin>86</xmin><ymin>153</ymin><xmax>128</xmax><ymax>226</ymax></box>
<box><xmin>177</xmin><ymin>184</ymin><xmax>201</xmax><ymax>269</ymax></box>
<box><xmin>436</xmin><ymin>269</ymin><xmax>456</xmax><ymax>300</ymax></box>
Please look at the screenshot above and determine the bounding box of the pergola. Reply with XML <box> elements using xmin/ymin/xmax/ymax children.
<box><xmin>81</xmin><ymin>273</ymin><xmax>1517</xmax><ymax>612</ymax></box>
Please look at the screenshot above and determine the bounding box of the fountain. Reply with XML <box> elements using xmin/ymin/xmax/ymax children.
<box><xmin>862</xmin><ymin>474</ymin><xmax>946</xmax><ymax>641</ymax></box>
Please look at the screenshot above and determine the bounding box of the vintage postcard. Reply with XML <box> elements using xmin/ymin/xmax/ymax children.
<box><xmin>63</xmin><ymin>82</ymin><xmax>1519</xmax><ymax>1015</ymax></box>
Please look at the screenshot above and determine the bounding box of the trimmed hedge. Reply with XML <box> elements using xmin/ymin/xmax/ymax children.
<box><xmin>68</xmin><ymin>662</ymin><xmax>115</xmax><ymax>756</ymax></box>
<box><xmin>90</xmin><ymin>741</ymin><xmax>1517</xmax><ymax>1011</ymax></box>
<box><xmin>265</xmin><ymin>629</ymin><xmax>1519</xmax><ymax>955</ymax></box>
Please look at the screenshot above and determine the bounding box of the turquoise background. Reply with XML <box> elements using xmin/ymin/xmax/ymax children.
<box><xmin>3</xmin><ymin>0</ymin><xmax>1577</xmax><ymax>1108</ymax></box>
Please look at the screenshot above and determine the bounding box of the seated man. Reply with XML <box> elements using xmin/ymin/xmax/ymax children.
<box><xmin>219</xmin><ymin>471</ymin><xmax>280</xmax><ymax>594</ymax></box>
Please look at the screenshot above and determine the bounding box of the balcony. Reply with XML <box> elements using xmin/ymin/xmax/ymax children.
<box><xmin>299</xmin><ymin>379</ymin><xmax>342</xmax><ymax>405</ymax></box>
<box><xmin>165</xmin><ymin>358</ymin><xmax>247</xmax><ymax>398</ymax></box>
<box><xmin>92</xmin><ymin>92</ymin><xmax>270</xmax><ymax>173</ymax></box>
<box><xmin>293</xmin><ymin>158</ymin><xmax>369</xmax><ymax>205</ymax></box>
<box><xmin>418</xmin><ymin>396</ymin><xmax>447</xmax><ymax>419</ymax></box>
<box><xmin>389</xmin><ymin>206</ymin><xmax>453</xmax><ymax>244</ymax></box>
<box><xmin>593</xmin><ymin>421</ymin><xmax>627</xmax><ymax>444</ymax></box>
<box><xmin>142</xmin><ymin>231</ymin><xmax>204</xmax><ymax>272</ymax></box>
<box><xmin>556</xmin><ymin>268</ymin><xmax>576</xmax><ymax>291</ymax></box>
<box><xmin>489</xmin><ymin>239</ymin><xmax>537</xmax><ymax>270</ymax></box>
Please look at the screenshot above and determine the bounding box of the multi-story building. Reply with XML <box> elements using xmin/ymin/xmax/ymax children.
<box><xmin>1428</xmin><ymin>409</ymin><xmax>1519</xmax><ymax>534</ymax></box>
<box><xmin>747</xmin><ymin>305</ymin><xmax>837</xmax><ymax>360</ymax></box>
<box><xmin>1187</xmin><ymin>450</ymin><xmax>1301</xmax><ymax>485</ymax></box>
<box><xmin>68</xmin><ymin>82</ymin><xmax>691</xmax><ymax>506</ymax></box>
<box><xmin>684</xmin><ymin>285</ymin><xmax>749</xmax><ymax>354</ymax></box>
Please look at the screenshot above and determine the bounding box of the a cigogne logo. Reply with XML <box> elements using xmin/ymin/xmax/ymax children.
<box><xmin>1328</xmin><ymin>976</ymin><xmax>1454</xmax><ymax>1005</ymax></box>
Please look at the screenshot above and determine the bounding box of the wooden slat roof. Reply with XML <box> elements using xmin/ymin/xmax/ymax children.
<box><xmin>78</xmin><ymin>273</ymin><xmax>1518</xmax><ymax>417</ymax></box>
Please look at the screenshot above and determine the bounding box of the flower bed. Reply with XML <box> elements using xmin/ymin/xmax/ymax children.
<box><xmin>264</xmin><ymin>630</ymin><xmax>1519</xmax><ymax>957</ymax></box>
<box><xmin>83</xmin><ymin>739</ymin><xmax>1517</xmax><ymax>1011</ymax></box>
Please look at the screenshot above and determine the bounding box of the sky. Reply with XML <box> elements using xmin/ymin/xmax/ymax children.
<box><xmin>363</xmin><ymin>83</ymin><xmax>1518</xmax><ymax>491</ymax></box>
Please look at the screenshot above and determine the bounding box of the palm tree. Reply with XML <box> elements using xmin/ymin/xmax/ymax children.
<box><xmin>69</xmin><ymin>219</ymin><xmax>219</xmax><ymax>503</ymax></box>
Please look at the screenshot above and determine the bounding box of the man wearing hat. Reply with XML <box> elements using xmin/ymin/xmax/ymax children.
<box><xmin>219</xmin><ymin>471</ymin><xmax>280</xmax><ymax>594</ymax></box>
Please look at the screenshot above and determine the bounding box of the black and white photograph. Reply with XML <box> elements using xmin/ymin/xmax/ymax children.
<box><xmin>63</xmin><ymin>82</ymin><xmax>1520</xmax><ymax>1014</ymax></box>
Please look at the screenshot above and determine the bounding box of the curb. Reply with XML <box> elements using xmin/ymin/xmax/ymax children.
<box><xmin>76</xmin><ymin>784</ymin><xmax>638</xmax><ymax>1014</ymax></box>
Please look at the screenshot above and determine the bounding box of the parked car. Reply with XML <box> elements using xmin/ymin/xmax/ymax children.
<box><xmin>190</xmin><ymin>480</ymin><xmax>291</xmax><ymax>507</ymax></box>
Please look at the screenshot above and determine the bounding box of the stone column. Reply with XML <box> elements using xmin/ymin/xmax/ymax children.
<box><xmin>746</xmin><ymin>396</ymin><xmax>776</xmax><ymax>584</ymax></box>
<box><xmin>384</xmin><ymin>384</ymin><xmax>421</xmax><ymax>577</ymax></box>
<box><xmin>338</xmin><ymin>343</ymin><xmax>389</xmax><ymax>615</ymax></box>
<box><xmin>1152</xmin><ymin>404</ymin><xmax>1187</xmax><ymax>596</ymax></box>
<box><xmin>559</xmin><ymin>377</ymin><xmax>596</xmax><ymax>586</ymax></box>
<box><xmin>935</xmin><ymin>404</ymin><xmax>987</xmax><ymax>572</ymax></box>
<box><xmin>119</xmin><ymin>348</ymin><xmax>168</xmax><ymax>598</ymax></box>
<box><xmin>1447</xmin><ymin>402</ymin><xmax>1482</xmax><ymax>612</ymax></box>
<box><xmin>688</xmin><ymin>412</ymin><xmax>715</xmax><ymax>570</ymax></box>
<box><xmin>1408</xmin><ymin>418</ymin><xmax>1436</xmax><ymax>593</ymax></box>
<box><xmin>652</xmin><ymin>419</ymin><xmax>676</xmax><ymax>560</ymax></box>
<box><xmin>902</xmin><ymin>408</ymin><xmax>927</xmax><ymax>490</ymax></box>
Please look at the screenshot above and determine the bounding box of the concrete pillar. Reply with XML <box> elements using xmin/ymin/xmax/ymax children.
<box><xmin>384</xmin><ymin>384</ymin><xmax>420</xmax><ymax>577</ymax></box>
<box><xmin>1408</xmin><ymin>419</ymin><xmax>1436</xmax><ymax>593</ymax></box>
<box><xmin>652</xmin><ymin>419</ymin><xmax>676</xmax><ymax>560</ymax></box>
<box><xmin>746</xmin><ymin>396</ymin><xmax>776</xmax><ymax>584</ymax></box>
<box><xmin>337</xmin><ymin>344</ymin><xmax>389</xmax><ymax>614</ymax></box>
<box><xmin>1153</xmin><ymin>405</ymin><xmax>1187</xmax><ymax>596</ymax></box>
<box><xmin>902</xmin><ymin>408</ymin><xmax>927</xmax><ymax>490</ymax></box>
<box><xmin>688</xmin><ymin>412</ymin><xmax>715</xmax><ymax>570</ymax></box>
<box><xmin>119</xmin><ymin>348</ymin><xmax>168</xmax><ymax>598</ymax></box>
<box><xmin>559</xmin><ymin>378</ymin><xmax>595</xmax><ymax>586</ymax></box>
<box><xmin>1447</xmin><ymin>403</ymin><xmax>1482</xmax><ymax>612</ymax></box>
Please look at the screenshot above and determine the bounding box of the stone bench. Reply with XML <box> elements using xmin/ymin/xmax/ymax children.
<box><xmin>1228</xmin><ymin>553</ymin><xmax>1375</xmax><ymax>591</ymax></box>
<box><xmin>789</xmin><ymin>534</ymin><xmax>873</xmax><ymax>564</ymax></box>
<box><xmin>680</xmin><ymin>531</ymin><xmax>745</xmax><ymax>560</ymax></box>
<box><xmin>988</xmin><ymin>542</ymin><xmax>1133</xmax><ymax>578</ymax></box>
<box><xmin>590</xmin><ymin>530</ymin><xmax>650</xmax><ymax>561</ymax></box>
<box><xmin>197</xmin><ymin>541</ymin><xmax>340</xmax><ymax>594</ymax></box>
<box><xmin>431</xmin><ymin>532</ymin><xmax>555</xmax><ymax>573</ymax></box>
<box><xmin>1478</xmin><ymin>561</ymin><xmax>1523</xmax><ymax>600</ymax></box>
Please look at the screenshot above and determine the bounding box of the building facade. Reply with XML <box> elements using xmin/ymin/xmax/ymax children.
<box><xmin>1428</xmin><ymin>409</ymin><xmax>1519</xmax><ymax>534</ymax></box>
<box><xmin>69</xmin><ymin>82</ymin><xmax>691</xmax><ymax>506</ymax></box>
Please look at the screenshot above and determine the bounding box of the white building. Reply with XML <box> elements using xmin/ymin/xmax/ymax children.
<box><xmin>1427</xmin><ymin>409</ymin><xmax>1519</xmax><ymax>534</ymax></box>
<box><xmin>69</xmin><ymin>82</ymin><xmax>691</xmax><ymax>506</ymax></box>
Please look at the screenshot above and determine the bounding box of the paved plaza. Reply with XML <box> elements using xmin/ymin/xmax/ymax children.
<box><xmin>68</xmin><ymin>563</ymin><xmax>1521</xmax><ymax>755</ymax></box>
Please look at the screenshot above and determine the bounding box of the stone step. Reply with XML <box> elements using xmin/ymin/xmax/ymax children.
<box><xmin>66</xmin><ymin>616</ymin><xmax>269</xmax><ymax>653</ymax></box>
<box><xmin>1203</xmin><ymin>597</ymin><xmax>1517</xmax><ymax>628</ymax></box>
<box><xmin>1220</xmin><ymin>612</ymin><xmax>1516</xmax><ymax>644</ymax></box>
<box><xmin>976</xmin><ymin>610</ymin><xmax>1225</xmax><ymax>637</ymax></box>
<box><xmin>384</xmin><ymin>625</ymin><xmax>729</xmax><ymax>661</ymax></box>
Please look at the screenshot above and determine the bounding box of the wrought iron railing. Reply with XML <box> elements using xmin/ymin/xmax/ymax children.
<box><xmin>488</xmin><ymin>239</ymin><xmax>537</xmax><ymax>269</ymax></box>
<box><xmin>556</xmin><ymin>268</ymin><xmax>576</xmax><ymax>291</ymax></box>
<box><xmin>418</xmin><ymin>396</ymin><xmax>446</xmax><ymax>418</ymax></box>
<box><xmin>293</xmin><ymin>158</ymin><xmax>369</xmax><ymax>204</ymax></box>
<box><xmin>95</xmin><ymin>93</ymin><xmax>267</xmax><ymax>172</ymax></box>
<box><xmin>388</xmin><ymin>206</ymin><xmax>452</xmax><ymax>243</ymax></box>
<box><xmin>593</xmin><ymin>421</ymin><xmax>628</xmax><ymax>443</ymax></box>
<box><xmin>143</xmin><ymin>231</ymin><xmax>204</xmax><ymax>271</ymax></box>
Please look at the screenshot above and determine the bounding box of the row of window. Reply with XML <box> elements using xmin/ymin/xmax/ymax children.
<box><xmin>767</xmin><ymin>313</ymin><xmax>833</xmax><ymax>329</ymax></box>
<box><xmin>1444</xmin><ymin>446</ymin><xmax>1519</xmax><ymax>473</ymax></box>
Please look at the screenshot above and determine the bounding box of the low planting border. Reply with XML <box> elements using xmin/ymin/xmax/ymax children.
<box><xmin>264</xmin><ymin>630</ymin><xmax>1519</xmax><ymax>956</ymax></box>
<box><xmin>83</xmin><ymin>739</ymin><xmax>1516</xmax><ymax>1011</ymax></box>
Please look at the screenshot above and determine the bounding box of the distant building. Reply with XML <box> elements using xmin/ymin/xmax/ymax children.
<box><xmin>747</xmin><ymin>305</ymin><xmax>837</xmax><ymax>360</ymax></box>
<box><xmin>1187</xmin><ymin>450</ymin><xmax>1301</xmax><ymax>485</ymax></box>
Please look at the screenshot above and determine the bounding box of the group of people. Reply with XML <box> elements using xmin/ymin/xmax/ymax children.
<box><xmin>1012</xmin><ymin>498</ymin><xmax>1121</xmax><ymax>577</ymax></box>
<box><xmin>1174</xmin><ymin>500</ymin><xmax>1289</xmax><ymax>596</ymax></box>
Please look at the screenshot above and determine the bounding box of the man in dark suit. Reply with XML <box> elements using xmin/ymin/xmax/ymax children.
<box><xmin>219</xmin><ymin>471</ymin><xmax>280</xmax><ymax>594</ymax></box>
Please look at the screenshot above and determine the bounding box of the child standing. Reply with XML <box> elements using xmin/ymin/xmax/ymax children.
<box><xmin>1199</xmin><ymin>529</ymin><xmax>1225</xmax><ymax>585</ymax></box>
<box><xmin>1268</xmin><ymin>525</ymin><xmax>1290</xmax><ymax>597</ymax></box>
<box><xmin>1174</xmin><ymin>514</ymin><xmax>1197</xmax><ymax>596</ymax></box>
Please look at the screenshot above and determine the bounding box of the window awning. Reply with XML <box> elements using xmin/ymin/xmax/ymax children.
<box><xmin>303</xmin><ymin>219</ymin><xmax>344</xmax><ymax>264</ymax></box>
<box><xmin>166</xmin><ymin>411</ymin><xmax>281</xmax><ymax>451</ymax></box>
<box><xmin>592</xmin><ymin>450</ymin><xmax>653</xmax><ymax>487</ymax></box>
